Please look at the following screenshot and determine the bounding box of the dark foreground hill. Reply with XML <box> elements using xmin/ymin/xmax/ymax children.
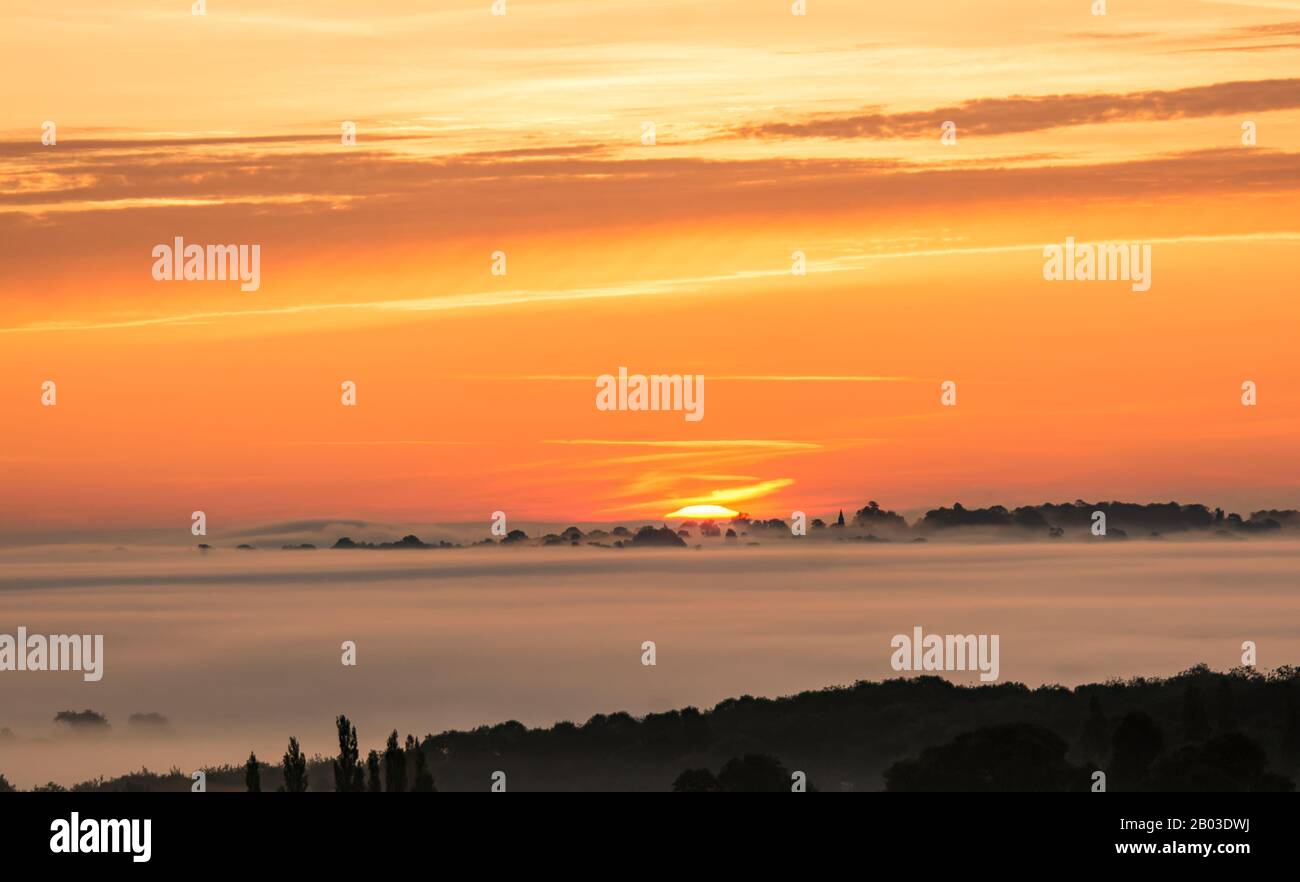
<box><xmin>19</xmin><ymin>664</ymin><xmax>1300</xmax><ymax>793</ymax></box>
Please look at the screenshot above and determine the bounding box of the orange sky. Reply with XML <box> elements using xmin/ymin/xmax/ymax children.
<box><xmin>1</xmin><ymin>0</ymin><xmax>1298</xmax><ymax>536</ymax></box>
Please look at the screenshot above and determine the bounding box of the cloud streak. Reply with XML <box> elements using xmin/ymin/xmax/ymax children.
<box><xmin>729</xmin><ymin>79</ymin><xmax>1300</xmax><ymax>140</ymax></box>
<box><xmin>4</xmin><ymin>230</ymin><xmax>1297</xmax><ymax>335</ymax></box>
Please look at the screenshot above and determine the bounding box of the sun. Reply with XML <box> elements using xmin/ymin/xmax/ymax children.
<box><xmin>664</xmin><ymin>504</ymin><xmax>740</xmax><ymax>520</ymax></box>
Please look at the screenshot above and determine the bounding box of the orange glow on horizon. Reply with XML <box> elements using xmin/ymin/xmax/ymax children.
<box><xmin>1</xmin><ymin>1</ymin><xmax>1298</xmax><ymax>537</ymax></box>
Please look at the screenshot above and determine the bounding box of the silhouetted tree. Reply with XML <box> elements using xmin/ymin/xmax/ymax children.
<box><xmin>1111</xmin><ymin>712</ymin><xmax>1165</xmax><ymax>790</ymax></box>
<box><xmin>366</xmin><ymin>750</ymin><xmax>382</xmax><ymax>793</ymax></box>
<box><xmin>672</xmin><ymin>768</ymin><xmax>720</xmax><ymax>792</ymax></box>
<box><xmin>716</xmin><ymin>754</ymin><xmax>792</xmax><ymax>792</ymax></box>
<box><xmin>406</xmin><ymin>734</ymin><xmax>436</xmax><ymax>792</ymax></box>
<box><xmin>280</xmin><ymin>737</ymin><xmax>309</xmax><ymax>793</ymax></box>
<box><xmin>886</xmin><ymin>723</ymin><xmax>1085</xmax><ymax>791</ymax></box>
<box><xmin>244</xmin><ymin>751</ymin><xmax>260</xmax><ymax>793</ymax></box>
<box><xmin>1216</xmin><ymin>679</ymin><xmax>1236</xmax><ymax>732</ymax></box>
<box><xmin>332</xmin><ymin>715</ymin><xmax>365</xmax><ymax>792</ymax></box>
<box><xmin>1078</xmin><ymin>693</ymin><xmax>1110</xmax><ymax>760</ymax></box>
<box><xmin>673</xmin><ymin>755</ymin><xmax>797</xmax><ymax>792</ymax></box>
<box><xmin>1181</xmin><ymin>684</ymin><xmax>1211</xmax><ymax>742</ymax></box>
<box><xmin>630</xmin><ymin>525</ymin><xmax>687</xmax><ymax>547</ymax></box>
<box><xmin>851</xmin><ymin>501</ymin><xmax>908</xmax><ymax>532</ymax></box>
<box><xmin>0</xmin><ymin>773</ymin><xmax>14</xmax><ymax>793</ymax></box>
<box><xmin>54</xmin><ymin>709</ymin><xmax>110</xmax><ymax>731</ymax></box>
<box><xmin>1148</xmin><ymin>732</ymin><xmax>1294</xmax><ymax>792</ymax></box>
<box><xmin>127</xmin><ymin>712</ymin><xmax>170</xmax><ymax>731</ymax></box>
<box><xmin>1283</xmin><ymin>688</ymin><xmax>1300</xmax><ymax>760</ymax></box>
<box><xmin>32</xmin><ymin>664</ymin><xmax>1300</xmax><ymax>793</ymax></box>
<box><xmin>383</xmin><ymin>730</ymin><xmax>406</xmax><ymax>793</ymax></box>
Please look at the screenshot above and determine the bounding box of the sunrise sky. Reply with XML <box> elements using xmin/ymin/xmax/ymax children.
<box><xmin>1</xmin><ymin>0</ymin><xmax>1298</xmax><ymax>538</ymax></box>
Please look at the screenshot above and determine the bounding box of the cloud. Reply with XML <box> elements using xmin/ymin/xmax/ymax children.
<box><xmin>233</xmin><ymin>519</ymin><xmax>377</xmax><ymax>537</ymax></box>
<box><xmin>624</xmin><ymin>478</ymin><xmax>797</xmax><ymax>515</ymax></box>
<box><xmin>543</xmin><ymin>440</ymin><xmax>820</xmax><ymax>449</ymax></box>
<box><xmin>522</xmin><ymin>375</ymin><xmax>917</xmax><ymax>383</ymax></box>
<box><xmin>1165</xmin><ymin>20</ymin><xmax>1300</xmax><ymax>53</ymax></box>
<box><xmin>1</xmin><ymin>141</ymin><xmax>1297</xmax><ymax>335</ymax></box>
<box><xmin>728</xmin><ymin>79</ymin><xmax>1300</xmax><ymax>140</ymax></box>
<box><xmin>4</xmin><ymin>141</ymin><xmax>1295</xmax><ymax>233</ymax></box>
<box><xmin>3</xmin><ymin>229</ymin><xmax>1298</xmax><ymax>336</ymax></box>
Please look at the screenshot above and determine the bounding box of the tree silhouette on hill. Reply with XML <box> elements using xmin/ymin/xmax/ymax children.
<box><xmin>631</xmin><ymin>525</ymin><xmax>687</xmax><ymax>547</ymax></box>
<box><xmin>1147</xmin><ymin>732</ymin><xmax>1294</xmax><ymax>792</ymax></box>
<box><xmin>852</xmin><ymin>501</ymin><xmax>908</xmax><ymax>533</ymax></box>
<box><xmin>1182</xmin><ymin>684</ymin><xmax>1211</xmax><ymax>742</ymax></box>
<box><xmin>885</xmin><ymin>723</ymin><xmax>1086</xmax><ymax>791</ymax></box>
<box><xmin>716</xmin><ymin>754</ymin><xmax>796</xmax><ymax>792</ymax></box>
<box><xmin>383</xmin><ymin>730</ymin><xmax>406</xmax><ymax>793</ymax></box>
<box><xmin>244</xmin><ymin>752</ymin><xmax>260</xmax><ymax>793</ymax></box>
<box><xmin>1110</xmin><ymin>712</ymin><xmax>1165</xmax><ymax>790</ymax></box>
<box><xmin>31</xmin><ymin>665</ymin><xmax>1300</xmax><ymax>792</ymax></box>
<box><xmin>1077</xmin><ymin>693</ymin><xmax>1109</xmax><ymax>761</ymax></box>
<box><xmin>406</xmin><ymin>734</ymin><xmax>436</xmax><ymax>792</ymax></box>
<box><xmin>673</xmin><ymin>754</ymin><xmax>797</xmax><ymax>792</ymax></box>
<box><xmin>1284</xmin><ymin>687</ymin><xmax>1300</xmax><ymax>761</ymax></box>
<box><xmin>332</xmin><ymin>715</ymin><xmax>365</xmax><ymax>792</ymax></box>
<box><xmin>1216</xmin><ymin>679</ymin><xmax>1237</xmax><ymax>732</ymax></box>
<box><xmin>280</xmin><ymin>737</ymin><xmax>308</xmax><ymax>793</ymax></box>
<box><xmin>54</xmin><ymin>709</ymin><xmax>110</xmax><ymax>731</ymax></box>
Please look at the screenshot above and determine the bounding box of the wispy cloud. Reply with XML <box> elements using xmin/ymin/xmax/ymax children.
<box><xmin>5</xmin><ymin>230</ymin><xmax>1296</xmax><ymax>336</ymax></box>
<box><xmin>544</xmin><ymin>439</ymin><xmax>821</xmax><ymax>450</ymax></box>
<box><xmin>728</xmin><ymin>79</ymin><xmax>1300</xmax><ymax>140</ymax></box>
<box><xmin>521</xmin><ymin>375</ymin><xmax>917</xmax><ymax>383</ymax></box>
<box><xmin>607</xmin><ymin>478</ymin><xmax>797</xmax><ymax>515</ymax></box>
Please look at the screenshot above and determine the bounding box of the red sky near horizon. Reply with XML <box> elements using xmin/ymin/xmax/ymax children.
<box><xmin>2</xmin><ymin>0</ymin><xmax>1298</xmax><ymax>536</ymax></box>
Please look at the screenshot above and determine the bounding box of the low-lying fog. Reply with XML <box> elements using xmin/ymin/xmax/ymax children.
<box><xmin>2</xmin><ymin>542</ymin><xmax>1297</xmax><ymax>788</ymax></box>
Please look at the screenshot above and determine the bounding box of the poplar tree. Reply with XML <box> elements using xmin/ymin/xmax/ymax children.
<box><xmin>281</xmin><ymin>736</ymin><xmax>309</xmax><ymax>793</ymax></box>
<box><xmin>406</xmin><ymin>734</ymin><xmax>436</xmax><ymax>792</ymax></box>
<box><xmin>383</xmin><ymin>730</ymin><xmax>406</xmax><ymax>793</ymax></box>
<box><xmin>244</xmin><ymin>751</ymin><xmax>261</xmax><ymax>793</ymax></box>
<box><xmin>332</xmin><ymin>715</ymin><xmax>365</xmax><ymax>792</ymax></box>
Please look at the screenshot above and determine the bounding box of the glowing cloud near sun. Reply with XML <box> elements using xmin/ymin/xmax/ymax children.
<box><xmin>665</xmin><ymin>504</ymin><xmax>740</xmax><ymax>519</ymax></box>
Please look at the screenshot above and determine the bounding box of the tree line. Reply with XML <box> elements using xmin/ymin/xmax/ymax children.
<box><xmin>244</xmin><ymin>715</ymin><xmax>435</xmax><ymax>793</ymax></box>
